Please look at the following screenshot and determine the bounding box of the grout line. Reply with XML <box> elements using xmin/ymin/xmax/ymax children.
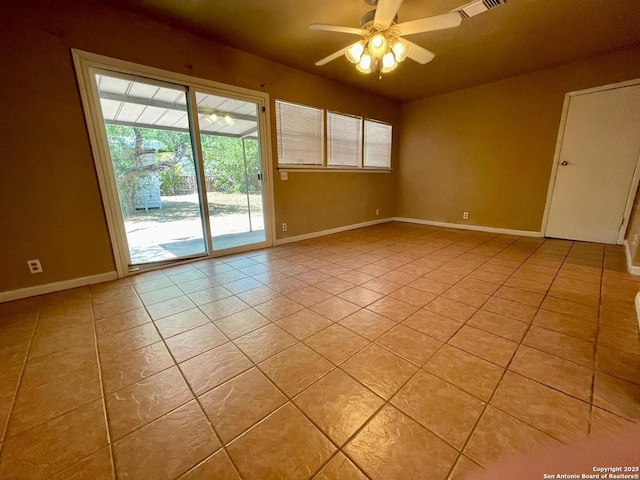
<box><xmin>13</xmin><ymin>295</ymin><xmax>120</xmax><ymax>479</ymax></box>
<box><xmin>439</xmin><ymin>237</ymin><xmax>559</xmax><ymax>477</ymax></box>
<box><xmin>4</xmin><ymin>226</ymin><xmax>633</xmax><ymax>480</ymax></box>
<box><xmin>450</xmin><ymin>241</ymin><xmax>616</xmax><ymax>470</ymax></box>
<box><xmin>189</xmin><ymin>229</ymin><xmax>514</xmax><ymax>478</ymax></box>
<box><xmin>337</xmin><ymin>341</ymin><xmax>450</xmax><ymax>470</ymax></box>
<box><xmin>139</xmin><ymin>296</ymin><xmax>249</xmax><ymax>480</ymax></box>
<box><xmin>4</xmin><ymin>295</ymin><xmax>115</xmax><ymax>480</ymax></box>
<box><xmin>0</xmin><ymin>305</ymin><xmax>40</xmax><ymax>452</ymax></box>
<box><xmin>191</xmin><ymin>315</ymin><xmax>357</xmax><ymax>478</ymax></box>
<box><xmin>181</xmin><ymin>236</ymin><xmax>624</xmax><ymax>472</ymax></box>
<box><xmin>151</xmin><ymin>263</ymin><xmax>457</xmax><ymax>478</ymax></box>
<box><xmin>92</xmin><ymin>284</ymin><xmax>247</xmax><ymax>479</ymax></box>
<box><xmin>89</xmin><ymin>291</ymin><xmax>118</xmax><ymax>480</ymax></box>
<box><xmin>335</xmin><ymin>233</ymin><xmax>534</xmax><ymax>477</ymax></box>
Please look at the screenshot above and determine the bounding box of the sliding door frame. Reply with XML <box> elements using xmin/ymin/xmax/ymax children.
<box><xmin>73</xmin><ymin>49</ymin><xmax>276</xmax><ymax>277</ymax></box>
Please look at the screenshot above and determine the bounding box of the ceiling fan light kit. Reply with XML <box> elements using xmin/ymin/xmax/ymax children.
<box><xmin>391</xmin><ymin>40</ymin><xmax>408</xmax><ymax>62</ymax></box>
<box><xmin>310</xmin><ymin>0</ymin><xmax>507</xmax><ymax>78</ymax></box>
<box><xmin>346</xmin><ymin>29</ymin><xmax>409</xmax><ymax>75</ymax></box>
<box><xmin>345</xmin><ymin>41</ymin><xmax>365</xmax><ymax>63</ymax></box>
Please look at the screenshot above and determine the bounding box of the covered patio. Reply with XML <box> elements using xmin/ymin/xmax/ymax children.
<box><xmin>96</xmin><ymin>73</ymin><xmax>267</xmax><ymax>265</ymax></box>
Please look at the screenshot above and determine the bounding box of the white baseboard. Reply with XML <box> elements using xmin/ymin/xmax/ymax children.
<box><xmin>635</xmin><ymin>293</ymin><xmax>640</xmax><ymax>330</ymax></box>
<box><xmin>0</xmin><ymin>272</ymin><xmax>119</xmax><ymax>304</ymax></box>
<box><xmin>393</xmin><ymin>217</ymin><xmax>543</xmax><ymax>238</ymax></box>
<box><xmin>275</xmin><ymin>216</ymin><xmax>543</xmax><ymax>246</ymax></box>
<box><xmin>275</xmin><ymin>218</ymin><xmax>394</xmax><ymax>245</ymax></box>
<box><xmin>623</xmin><ymin>240</ymin><xmax>640</xmax><ymax>275</ymax></box>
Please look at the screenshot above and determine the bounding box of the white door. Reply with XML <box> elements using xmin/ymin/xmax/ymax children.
<box><xmin>545</xmin><ymin>84</ymin><xmax>640</xmax><ymax>244</ymax></box>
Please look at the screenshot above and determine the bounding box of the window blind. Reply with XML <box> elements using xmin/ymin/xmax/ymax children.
<box><xmin>327</xmin><ymin>111</ymin><xmax>362</xmax><ymax>167</ymax></box>
<box><xmin>275</xmin><ymin>100</ymin><xmax>323</xmax><ymax>165</ymax></box>
<box><xmin>364</xmin><ymin>120</ymin><xmax>392</xmax><ymax>169</ymax></box>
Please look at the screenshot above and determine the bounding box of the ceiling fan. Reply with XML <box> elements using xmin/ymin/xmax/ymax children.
<box><xmin>309</xmin><ymin>0</ymin><xmax>489</xmax><ymax>77</ymax></box>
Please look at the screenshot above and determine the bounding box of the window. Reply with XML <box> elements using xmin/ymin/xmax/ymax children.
<box><xmin>275</xmin><ymin>100</ymin><xmax>323</xmax><ymax>166</ymax></box>
<box><xmin>328</xmin><ymin>112</ymin><xmax>362</xmax><ymax>167</ymax></box>
<box><xmin>364</xmin><ymin>120</ymin><xmax>392</xmax><ymax>168</ymax></box>
<box><xmin>275</xmin><ymin>99</ymin><xmax>392</xmax><ymax>170</ymax></box>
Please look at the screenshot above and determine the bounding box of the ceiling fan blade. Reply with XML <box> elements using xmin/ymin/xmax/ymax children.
<box><xmin>395</xmin><ymin>13</ymin><xmax>462</xmax><ymax>36</ymax></box>
<box><xmin>315</xmin><ymin>45</ymin><xmax>351</xmax><ymax>66</ymax></box>
<box><xmin>373</xmin><ymin>0</ymin><xmax>403</xmax><ymax>29</ymax></box>
<box><xmin>404</xmin><ymin>40</ymin><xmax>436</xmax><ymax>64</ymax></box>
<box><xmin>309</xmin><ymin>24</ymin><xmax>367</xmax><ymax>36</ymax></box>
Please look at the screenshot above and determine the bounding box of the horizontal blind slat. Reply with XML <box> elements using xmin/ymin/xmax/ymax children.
<box><xmin>276</xmin><ymin>100</ymin><xmax>323</xmax><ymax>165</ymax></box>
<box><xmin>364</xmin><ymin>120</ymin><xmax>391</xmax><ymax>168</ymax></box>
<box><xmin>328</xmin><ymin>112</ymin><xmax>362</xmax><ymax>167</ymax></box>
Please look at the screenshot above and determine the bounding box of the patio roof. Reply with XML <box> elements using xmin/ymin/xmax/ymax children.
<box><xmin>96</xmin><ymin>74</ymin><xmax>259</xmax><ymax>139</ymax></box>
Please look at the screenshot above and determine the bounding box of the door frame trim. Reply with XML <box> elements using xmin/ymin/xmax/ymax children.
<box><xmin>541</xmin><ymin>77</ymin><xmax>640</xmax><ymax>244</ymax></box>
<box><xmin>72</xmin><ymin>49</ymin><xmax>276</xmax><ymax>277</ymax></box>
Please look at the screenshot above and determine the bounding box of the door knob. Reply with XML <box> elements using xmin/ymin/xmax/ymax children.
<box><xmin>561</xmin><ymin>161</ymin><xmax>568</xmax><ymax>166</ymax></box>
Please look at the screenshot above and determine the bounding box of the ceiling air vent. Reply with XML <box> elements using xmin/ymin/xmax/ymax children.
<box><xmin>457</xmin><ymin>0</ymin><xmax>506</xmax><ymax>19</ymax></box>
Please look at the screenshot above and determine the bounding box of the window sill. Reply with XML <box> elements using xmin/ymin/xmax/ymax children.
<box><xmin>278</xmin><ymin>167</ymin><xmax>392</xmax><ymax>173</ymax></box>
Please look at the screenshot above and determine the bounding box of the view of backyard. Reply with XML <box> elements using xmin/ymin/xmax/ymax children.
<box><xmin>124</xmin><ymin>191</ymin><xmax>264</xmax><ymax>261</ymax></box>
<box><xmin>105</xmin><ymin>124</ymin><xmax>265</xmax><ymax>264</ymax></box>
<box><xmin>124</xmin><ymin>191</ymin><xmax>265</xmax><ymax>264</ymax></box>
<box><xmin>96</xmin><ymin>74</ymin><xmax>269</xmax><ymax>265</ymax></box>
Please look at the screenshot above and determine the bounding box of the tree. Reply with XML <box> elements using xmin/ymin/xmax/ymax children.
<box><xmin>200</xmin><ymin>135</ymin><xmax>261</xmax><ymax>194</ymax></box>
<box><xmin>105</xmin><ymin>125</ymin><xmax>262</xmax><ymax>215</ymax></box>
<box><xmin>105</xmin><ymin>125</ymin><xmax>191</xmax><ymax>214</ymax></box>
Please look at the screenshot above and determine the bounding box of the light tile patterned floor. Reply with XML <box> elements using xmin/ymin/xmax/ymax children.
<box><xmin>0</xmin><ymin>222</ymin><xmax>639</xmax><ymax>479</ymax></box>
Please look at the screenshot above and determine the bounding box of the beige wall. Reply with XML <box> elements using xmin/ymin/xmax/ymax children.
<box><xmin>397</xmin><ymin>46</ymin><xmax>640</xmax><ymax>233</ymax></box>
<box><xmin>0</xmin><ymin>0</ymin><xmax>399</xmax><ymax>293</ymax></box>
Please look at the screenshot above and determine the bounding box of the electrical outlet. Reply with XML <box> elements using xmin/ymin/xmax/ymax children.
<box><xmin>463</xmin><ymin>212</ymin><xmax>469</xmax><ymax>219</ymax></box>
<box><xmin>27</xmin><ymin>259</ymin><xmax>43</xmax><ymax>274</ymax></box>
<box><xmin>376</xmin><ymin>209</ymin><xmax>380</xmax><ymax>216</ymax></box>
<box><xmin>282</xmin><ymin>223</ymin><xmax>288</xmax><ymax>232</ymax></box>
<box><xmin>280</xmin><ymin>171</ymin><xmax>288</xmax><ymax>181</ymax></box>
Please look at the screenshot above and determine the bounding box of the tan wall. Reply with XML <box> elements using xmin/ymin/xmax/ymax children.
<box><xmin>398</xmin><ymin>46</ymin><xmax>640</xmax><ymax>233</ymax></box>
<box><xmin>0</xmin><ymin>0</ymin><xmax>399</xmax><ymax>293</ymax></box>
<box><xmin>266</xmin><ymin>83</ymin><xmax>399</xmax><ymax>240</ymax></box>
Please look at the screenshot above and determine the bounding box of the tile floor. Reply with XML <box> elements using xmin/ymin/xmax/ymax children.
<box><xmin>0</xmin><ymin>222</ymin><xmax>639</xmax><ymax>479</ymax></box>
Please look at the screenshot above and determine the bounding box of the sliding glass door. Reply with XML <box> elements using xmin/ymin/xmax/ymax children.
<box><xmin>96</xmin><ymin>73</ymin><xmax>208</xmax><ymax>264</ymax></box>
<box><xmin>195</xmin><ymin>92</ymin><xmax>267</xmax><ymax>251</ymax></box>
<box><xmin>77</xmin><ymin>55</ymin><xmax>272</xmax><ymax>274</ymax></box>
